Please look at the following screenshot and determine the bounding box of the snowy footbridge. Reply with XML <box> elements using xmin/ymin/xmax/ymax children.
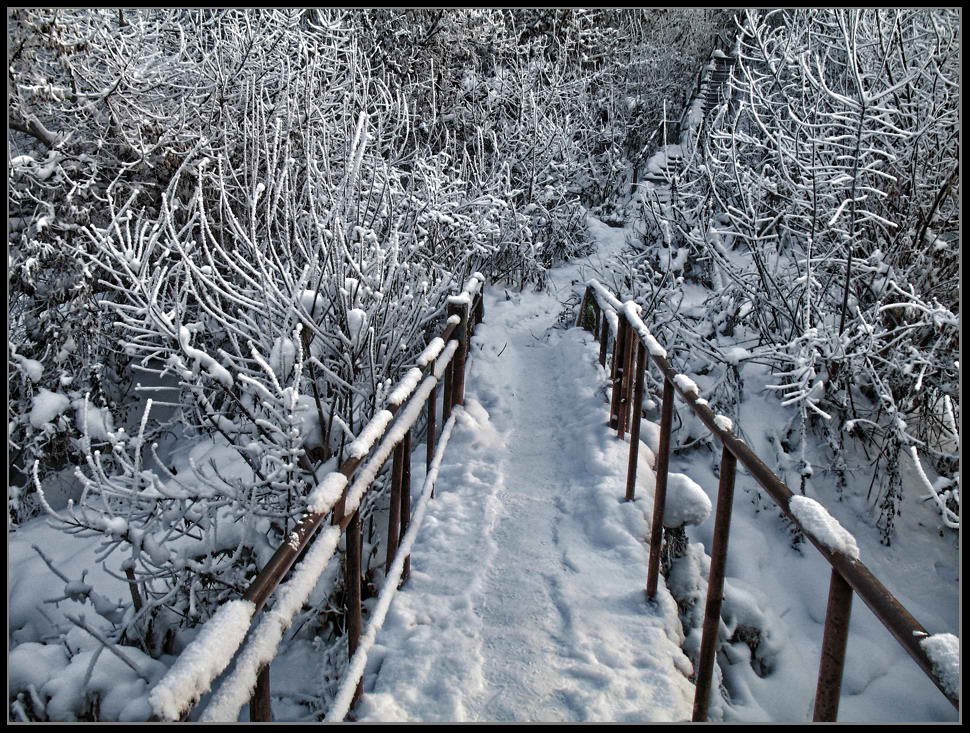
<box><xmin>147</xmin><ymin>272</ymin><xmax>958</xmax><ymax>723</ymax></box>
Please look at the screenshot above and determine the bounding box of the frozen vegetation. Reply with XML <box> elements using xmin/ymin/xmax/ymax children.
<box><xmin>8</xmin><ymin>8</ymin><xmax>959</xmax><ymax>723</ymax></box>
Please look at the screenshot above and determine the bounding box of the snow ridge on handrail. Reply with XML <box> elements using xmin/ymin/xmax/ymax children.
<box><xmin>325</xmin><ymin>411</ymin><xmax>460</xmax><ymax>722</ymax></box>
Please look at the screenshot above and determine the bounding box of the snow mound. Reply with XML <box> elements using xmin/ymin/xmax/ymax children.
<box><xmin>673</xmin><ymin>374</ymin><xmax>699</xmax><ymax>397</ymax></box>
<box><xmin>920</xmin><ymin>633</ymin><xmax>959</xmax><ymax>700</ymax></box>
<box><xmin>73</xmin><ymin>399</ymin><xmax>115</xmax><ymax>441</ymax></box>
<box><xmin>713</xmin><ymin>415</ymin><xmax>733</xmax><ymax>432</ymax></box>
<box><xmin>639</xmin><ymin>418</ymin><xmax>661</xmax><ymax>458</ymax></box>
<box><xmin>30</xmin><ymin>388</ymin><xmax>71</xmax><ymax>428</ymax></box>
<box><xmin>789</xmin><ymin>496</ymin><xmax>860</xmax><ymax>561</ymax></box>
<box><xmin>664</xmin><ymin>473</ymin><xmax>713</xmax><ymax>528</ymax></box>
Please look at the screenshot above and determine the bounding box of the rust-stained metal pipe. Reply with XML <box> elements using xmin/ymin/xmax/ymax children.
<box><xmin>646</xmin><ymin>375</ymin><xmax>675</xmax><ymax>600</ymax></box>
<box><xmin>345</xmin><ymin>508</ymin><xmax>363</xmax><ymax>708</ymax></box>
<box><xmin>813</xmin><ymin>567</ymin><xmax>854</xmax><ymax>721</ymax></box>
<box><xmin>576</xmin><ymin>286</ymin><xmax>592</xmax><ymax>328</ymax></box>
<box><xmin>426</xmin><ymin>359</ymin><xmax>437</xmax><ymax>477</ymax></box>
<box><xmin>400</xmin><ymin>430</ymin><xmax>412</xmax><ymax>584</ymax></box>
<box><xmin>599</xmin><ymin>311</ymin><xmax>609</xmax><ymax>367</ymax></box>
<box><xmin>609</xmin><ymin>313</ymin><xmax>627</xmax><ymax>431</ymax></box>
<box><xmin>625</xmin><ymin>340</ymin><xmax>646</xmax><ymax>502</ymax></box>
<box><xmin>386</xmin><ymin>441</ymin><xmax>404</xmax><ymax>576</ymax></box>
<box><xmin>250</xmin><ymin>665</ymin><xmax>271</xmax><ymax>721</ymax></box>
<box><xmin>692</xmin><ymin>445</ymin><xmax>738</xmax><ymax>722</ymax></box>
<box><xmin>442</xmin><ymin>356</ymin><xmax>454</xmax><ymax>426</ymax></box>
<box><xmin>448</xmin><ymin>300</ymin><xmax>469</xmax><ymax>407</ymax></box>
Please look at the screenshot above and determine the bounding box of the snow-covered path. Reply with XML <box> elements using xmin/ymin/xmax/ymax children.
<box><xmin>354</xmin><ymin>228</ymin><xmax>697</xmax><ymax>722</ymax></box>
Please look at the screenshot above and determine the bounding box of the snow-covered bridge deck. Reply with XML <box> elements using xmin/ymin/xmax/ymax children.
<box><xmin>355</xmin><ymin>279</ymin><xmax>696</xmax><ymax>722</ymax></box>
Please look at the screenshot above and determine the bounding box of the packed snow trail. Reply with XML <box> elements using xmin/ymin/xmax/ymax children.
<box><xmin>354</xmin><ymin>225</ymin><xmax>696</xmax><ymax>722</ymax></box>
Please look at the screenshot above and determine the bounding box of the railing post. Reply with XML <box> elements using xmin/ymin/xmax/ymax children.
<box><xmin>442</xmin><ymin>355</ymin><xmax>454</xmax><ymax>425</ymax></box>
<box><xmin>599</xmin><ymin>311</ymin><xmax>609</xmax><ymax>367</ymax></box>
<box><xmin>620</xmin><ymin>320</ymin><xmax>637</xmax><ymax>437</ymax></box>
<box><xmin>813</xmin><ymin>568</ymin><xmax>854</xmax><ymax>721</ymax></box>
<box><xmin>617</xmin><ymin>322</ymin><xmax>629</xmax><ymax>439</ymax></box>
<box><xmin>475</xmin><ymin>284</ymin><xmax>485</xmax><ymax>328</ymax></box>
<box><xmin>427</xmin><ymin>359</ymin><xmax>437</xmax><ymax>497</ymax></box>
<box><xmin>400</xmin><ymin>430</ymin><xmax>412</xmax><ymax>584</ymax></box>
<box><xmin>625</xmin><ymin>340</ymin><xmax>646</xmax><ymax>501</ymax></box>
<box><xmin>576</xmin><ymin>286</ymin><xmax>592</xmax><ymax>329</ymax></box>
<box><xmin>250</xmin><ymin>664</ymin><xmax>272</xmax><ymax>721</ymax></box>
<box><xmin>386</xmin><ymin>441</ymin><xmax>404</xmax><ymax>575</ymax></box>
<box><xmin>692</xmin><ymin>445</ymin><xmax>738</xmax><ymax>721</ymax></box>
<box><xmin>592</xmin><ymin>300</ymin><xmax>601</xmax><ymax>341</ymax></box>
<box><xmin>646</xmin><ymin>375</ymin><xmax>675</xmax><ymax>599</ymax></box>
<box><xmin>345</xmin><ymin>507</ymin><xmax>363</xmax><ymax>707</ymax></box>
<box><xmin>609</xmin><ymin>312</ymin><xmax>628</xmax><ymax>431</ymax></box>
<box><xmin>447</xmin><ymin>300</ymin><xmax>469</xmax><ymax>408</ymax></box>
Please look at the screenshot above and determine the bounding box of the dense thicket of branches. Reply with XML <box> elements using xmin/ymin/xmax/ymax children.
<box><xmin>8</xmin><ymin>8</ymin><xmax>729</xmax><ymax>720</ymax></box>
<box><xmin>628</xmin><ymin>9</ymin><xmax>959</xmax><ymax>541</ymax></box>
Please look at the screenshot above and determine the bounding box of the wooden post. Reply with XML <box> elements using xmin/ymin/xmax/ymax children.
<box><xmin>386</xmin><ymin>442</ymin><xmax>404</xmax><ymax>575</ymax></box>
<box><xmin>400</xmin><ymin>430</ymin><xmax>412</xmax><ymax>584</ymax></box>
<box><xmin>646</xmin><ymin>376</ymin><xmax>675</xmax><ymax>599</ymax></box>
<box><xmin>625</xmin><ymin>341</ymin><xmax>646</xmax><ymax>501</ymax></box>
<box><xmin>609</xmin><ymin>313</ymin><xmax>627</xmax><ymax>431</ymax></box>
<box><xmin>813</xmin><ymin>569</ymin><xmax>854</xmax><ymax>721</ymax></box>
<box><xmin>692</xmin><ymin>445</ymin><xmax>738</xmax><ymax>722</ymax></box>
<box><xmin>345</xmin><ymin>508</ymin><xmax>363</xmax><ymax>707</ymax></box>
<box><xmin>592</xmin><ymin>300</ymin><xmax>601</xmax><ymax>341</ymax></box>
<box><xmin>250</xmin><ymin>665</ymin><xmax>272</xmax><ymax>721</ymax></box>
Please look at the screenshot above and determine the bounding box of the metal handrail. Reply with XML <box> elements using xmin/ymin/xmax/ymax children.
<box><xmin>577</xmin><ymin>281</ymin><xmax>959</xmax><ymax>721</ymax></box>
<box><xmin>149</xmin><ymin>276</ymin><xmax>486</xmax><ymax>722</ymax></box>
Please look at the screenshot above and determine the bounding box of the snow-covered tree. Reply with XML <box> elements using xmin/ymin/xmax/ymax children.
<box><xmin>633</xmin><ymin>9</ymin><xmax>959</xmax><ymax>540</ymax></box>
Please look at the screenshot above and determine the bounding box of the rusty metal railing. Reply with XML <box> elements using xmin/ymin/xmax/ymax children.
<box><xmin>148</xmin><ymin>275</ymin><xmax>486</xmax><ymax>722</ymax></box>
<box><xmin>577</xmin><ymin>280</ymin><xmax>959</xmax><ymax>721</ymax></box>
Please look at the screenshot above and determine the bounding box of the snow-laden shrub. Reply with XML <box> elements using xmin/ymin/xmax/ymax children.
<box><xmin>634</xmin><ymin>9</ymin><xmax>960</xmax><ymax>539</ymax></box>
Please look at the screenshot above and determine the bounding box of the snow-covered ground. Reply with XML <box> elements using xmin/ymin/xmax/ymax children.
<box><xmin>355</xmin><ymin>242</ymin><xmax>697</xmax><ymax>721</ymax></box>
<box><xmin>8</xmin><ymin>216</ymin><xmax>958</xmax><ymax>722</ymax></box>
<box><xmin>352</xmin><ymin>216</ymin><xmax>959</xmax><ymax>723</ymax></box>
<box><xmin>666</xmin><ymin>366</ymin><xmax>960</xmax><ymax>723</ymax></box>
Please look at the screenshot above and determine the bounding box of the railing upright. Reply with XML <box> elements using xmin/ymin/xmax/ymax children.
<box><xmin>624</xmin><ymin>339</ymin><xmax>646</xmax><ymax>502</ymax></box>
<box><xmin>400</xmin><ymin>430</ymin><xmax>412</xmax><ymax>584</ymax></box>
<box><xmin>448</xmin><ymin>299</ymin><xmax>469</xmax><ymax>408</ymax></box>
<box><xmin>427</xmin><ymin>360</ymin><xmax>437</xmax><ymax>477</ymax></box>
<box><xmin>813</xmin><ymin>568</ymin><xmax>854</xmax><ymax>721</ymax></box>
<box><xmin>345</xmin><ymin>507</ymin><xmax>364</xmax><ymax>708</ymax></box>
<box><xmin>645</xmin><ymin>376</ymin><xmax>674</xmax><ymax>599</ymax></box>
<box><xmin>599</xmin><ymin>311</ymin><xmax>609</xmax><ymax>367</ymax></box>
<box><xmin>386</xmin><ymin>441</ymin><xmax>405</xmax><ymax>575</ymax></box>
<box><xmin>251</xmin><ymin>666</ymin><xmax>272</xmax><ymax>721</ymax></box>
<box><xmin>609</xmin><ymin>314</ymin><xmax>627</xmax><ymax>431</ymax></box>
<box><xmin>692</xmin><ymin>445</ymin><xmax>738</xmax><ymax>721</ymax></box>
<box><xmin>618</xmin><ymin>319</ymin><xmax>633</xmax><ymax>439</ymax></box>
<box><xmin>442</xmin><ymin>353</ymin><xmax>454</xmax><ymax>426</ymax></box>
<box><xmin>576</xmin><ymin>288</ymin><xmax>591</xmax><ymax>329</ymax></box>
